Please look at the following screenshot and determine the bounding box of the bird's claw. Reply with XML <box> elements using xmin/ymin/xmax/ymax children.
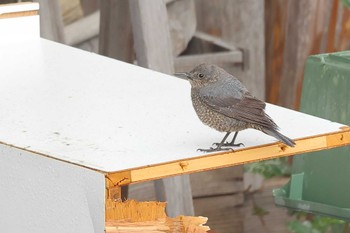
<box><xmin>197</xmin><ymin>146</ymin><xmax>233</xmax><ymax>153</ymax></box>
<box><xmin>212</xmin><ymin>142</ymin><xmax>245</xmax><ymax>147</ymax></box>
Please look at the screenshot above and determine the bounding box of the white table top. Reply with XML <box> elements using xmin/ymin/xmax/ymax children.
<box><xmin>0</xmin><ymin>38</ymin><xmax>347</xmax><ymax>173</ymax></box>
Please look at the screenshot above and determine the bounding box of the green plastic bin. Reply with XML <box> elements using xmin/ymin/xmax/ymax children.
<box><xmin>273</xmin><ymin>51</ymin><xmax>350</xmax><ymax>220</ymax></box>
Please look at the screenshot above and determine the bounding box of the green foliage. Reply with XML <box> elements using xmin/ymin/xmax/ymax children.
<box><xmin>252</xmin><ymin>203</ymin><xmax>269</xmax><ymax>217</ymax></box>
<box><xmin>342</xmin><ymin>0</ymin><xmax>350</xmax><ymax>10</ymax></box>
<box><xmin>288</xmin><ymin>213</ymin><xmax>346</xmax><ymax>233</ymax></box>
<box><xmin>288</xmin><ymin>220</ymin><xmax>320</xmax><ymax>233</ymax></box>
<box><xmin>244</xmin><ymin>157</ymin><xmax>291</xmax><ymax>179</ymax></box>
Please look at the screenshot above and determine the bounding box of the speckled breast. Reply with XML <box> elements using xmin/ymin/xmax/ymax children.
<box><xmin>191</xmin><ymin>91</ymin><xmax>248</xmax><ymax>132</ymax></box>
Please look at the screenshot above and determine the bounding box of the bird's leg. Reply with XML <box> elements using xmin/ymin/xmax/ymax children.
<box><xmin>198</xmin><ymin>132</ymin><xmax>232</xmax><ymax>152</ymax></box>
<box><xmin>212</xmin><ymin>131</ymin><xmax>244</xmax><ymax>147</ymax></box>
<box><xmin>223</xmin><ymin>131</ymin><xmax>244</xmax><ymax>147</ymax></box>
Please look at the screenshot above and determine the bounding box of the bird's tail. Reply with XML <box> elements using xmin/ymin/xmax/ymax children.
<box><xmin>262</xmin><ymin>128</ymin><xmax>295</xmax><ymax>147</ymax></box>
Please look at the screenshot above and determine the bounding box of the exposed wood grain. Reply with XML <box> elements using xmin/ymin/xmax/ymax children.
<box><xmin>99</xmin><ymin>0</ymin><xmax>133</xmax><ymax>62</ymax></box>
<box><xmin>129</xmin><ymin>176</ymin><xmax>294</xmax><ymax>233</ymax></box>
<box><xmin>105</xmin><ymin>200</ymin><xmax>209</xmax><ymax>232</ymax></box>
<box><xmin>0</xmin><ymin>10</ymin><xmax>38</xmax><ymax>19</ymax></box>
<box><xmin>34</xmin><ymin>0</ymin><xmax>65</xmax><ymax>43</ymax></box>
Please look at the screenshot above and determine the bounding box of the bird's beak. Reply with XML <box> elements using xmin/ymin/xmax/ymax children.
<box><xmin>173</xmin><ymin>72</ymin><xmax>192</xmax><ymax>80</ymax></box>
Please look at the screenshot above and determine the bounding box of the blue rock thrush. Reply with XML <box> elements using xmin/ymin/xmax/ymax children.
<box><xmin>175</xmin><ymin>63</ymin><xmax>295</xmax><ymax>152</ymax></box>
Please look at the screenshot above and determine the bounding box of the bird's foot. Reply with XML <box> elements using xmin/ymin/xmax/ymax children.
<box><xmin>197</xmin><ymin>146</ymin><xmax>233</xmax><ymax>153</ymax></box>
<box><xmin>212</xmin><ymin>142</ymin><xmax>245</xmax><ymax>147</ymax></box>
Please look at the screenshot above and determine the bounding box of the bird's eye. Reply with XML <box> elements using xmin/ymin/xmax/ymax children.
<box><xmin>198</xmin><ymin>73</ymin><xmax>204</xmax><ymax>78</ymax></box>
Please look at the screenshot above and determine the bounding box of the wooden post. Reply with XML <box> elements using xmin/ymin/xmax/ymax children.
<box><xmin>129</xmin><ymin>0</ymin><xmax>174</xmax><ymax>74</ymax></box>
<box><xmin>265</xmin><ymin>0</ymin><xmax>289</xmax><ymax>105</ymax></box>
<box><xmin>129</xmin><ymin>0</ymin><xmax>193</xmax><ymax>217</ymax></box>
<box><xmin>154</xmin><ymin>175</ymin><xmax>194</xmax><ymax>217</ymax></box>
<box><xmin>34</xmin><ymin>0</ymin><xmax>65</xmax><ymax>43</ymax></box>
<box><xmin>279</xmin><ymin>1</ymin><xmax>318</xmax><ymax>109</ymax></box>
<box><xmin>221</xmin><ymin>0</ymin><xmax>265</xmax><ymax>100</ymax></box>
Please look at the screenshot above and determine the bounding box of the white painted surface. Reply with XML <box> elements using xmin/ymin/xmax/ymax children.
<box><xmin>0</xmin><ymin>3</ymin><xmax>39</xmax><ymax>42</ymax></box>
<box><xmin>0</xmin><ymin>144</ymin><xmax>105</xmax><ymax>233</ymax></box>
<box><xmin>0</xmin><ymin>38</ymin><xmax>346</xmax><ymax>173</ymax></box>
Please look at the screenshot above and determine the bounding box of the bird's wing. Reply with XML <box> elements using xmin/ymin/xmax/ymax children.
<box><xmin>199</xmin><ymin>88</ymin><xmax>278</xmax><ymax>129</ymax></box>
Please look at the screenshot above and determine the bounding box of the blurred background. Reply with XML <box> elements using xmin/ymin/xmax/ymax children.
<box><xmin>3</xmin><ymin>0</ymin><xmax>350</xmax><ymax>232</ymax></box>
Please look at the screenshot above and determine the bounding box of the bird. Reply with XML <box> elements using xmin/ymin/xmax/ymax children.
<box><xmin>174</xmin><ymin>63</ymin><xmax>295</xmax><ymax>152</ymax></box>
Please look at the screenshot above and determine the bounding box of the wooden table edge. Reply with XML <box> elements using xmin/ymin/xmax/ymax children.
<box><xmin>105</xmin><ymin>126</ymin><xmax>350</xmax><ymax>190</ymax></box>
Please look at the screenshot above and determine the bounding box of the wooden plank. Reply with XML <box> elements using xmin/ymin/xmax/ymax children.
<box><xmin>106</xmin><ymin>127</ymin><xmax>350</xmax><ymax>186</ymax></box>
<box><xmin>65</xmin><ymin>10</ymin><xmax>99</xmax><ymax>46</ymax></box>
<box><xmin>129</xmin><ymin>181</ymin><xmax>157</xmax><ymax>201</ymax></box>
<box><xmin>99</xmin><ymin>0</ymin><xmax>133</xmax><ymax>62</ymax></box>
<box><xmin>265</xmin><ymin>0</ymin><xmax>350</xmax><ymax>107</ymax></box>
<box><xmin>194</xmin><ymin>31</ymin><xmax>239</xmax><ymax>51</ymax></box>
<box><xmin>129</xmin><ymin>0</ymin><xmax>174</xmax><ymax>73</ymax></box>
<box><xmin>193</xmin><ymin>194</ymin><xmax>244</xmax><ymax>232</ymax></box>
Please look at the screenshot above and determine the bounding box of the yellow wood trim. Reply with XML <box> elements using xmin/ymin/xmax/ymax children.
<box><xmin>105</xmin><ymin>177</ymin><xmax>122</xmax><ymax>200</ymax></box>
<box><xmin>106</xmin><ymin>128</ymin><xmax>350</xmax><ymax>186</ymax></box>
<box><xmin>0</xmin><ymin>10</ymin><xmax>38</xmax><ymax>19</ymax></box>
<box><xmin>0</xmin><ymin>3</ymin><xmax>38</xmax><ymax>19</ymax></box>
